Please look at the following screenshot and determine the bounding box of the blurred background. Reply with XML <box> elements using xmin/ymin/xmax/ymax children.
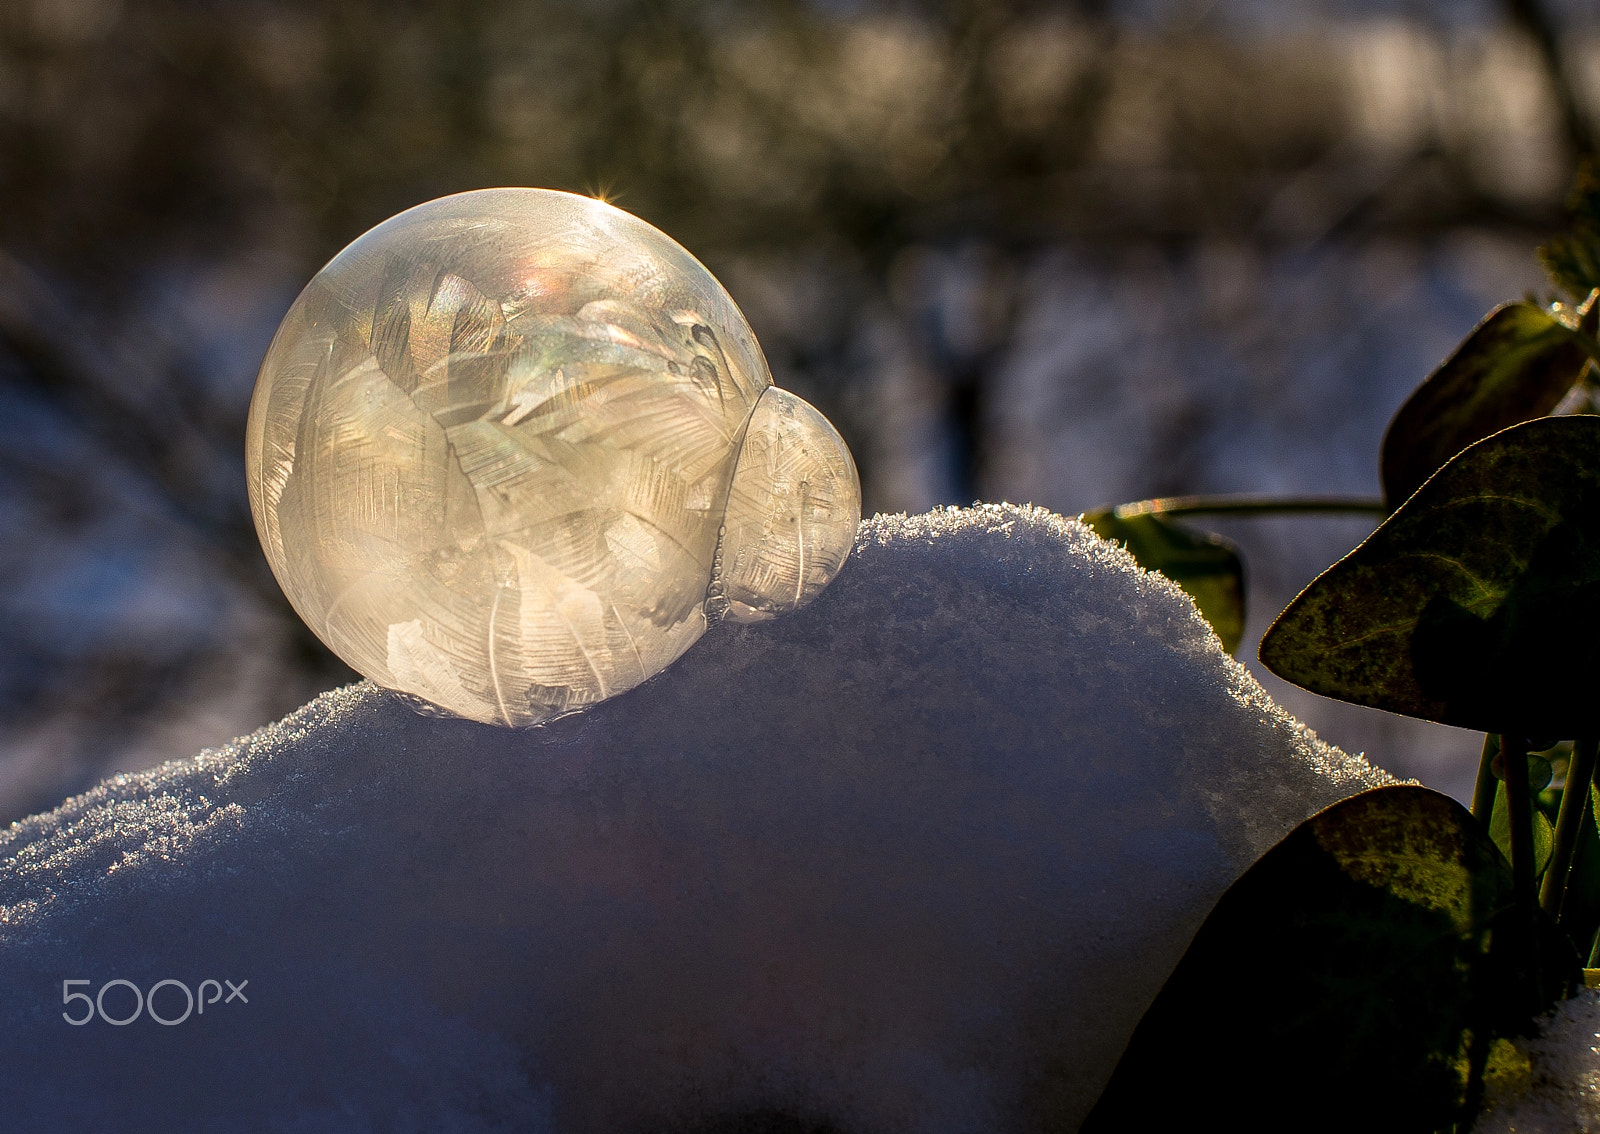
<box><xmin>0</xmin><ymin>0</ymin><xmax>1593</xmax><ymax>823</ymax></box>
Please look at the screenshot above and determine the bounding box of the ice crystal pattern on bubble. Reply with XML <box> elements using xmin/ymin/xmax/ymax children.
<box><xmin>246</xmin><ymin>188</ymin><xmax>860</xmax><ymax>726</ymax></box>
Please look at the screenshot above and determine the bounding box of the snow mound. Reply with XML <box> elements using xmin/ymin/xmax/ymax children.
<box><xmin>1478</xmin><ymin>989</ymin><xmax>1600</xmax><ymax>1133</ymax></box>
<box><xmin>0</xmin><ymin>504</ymin><xmax>1389</xmax><ymax>1133</ymax></box>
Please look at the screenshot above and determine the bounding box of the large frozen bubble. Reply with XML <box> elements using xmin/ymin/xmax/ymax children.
<box><xmin>246</xmin><ymin>187</ymin><xmax>859</xmax><ymax>726</ymax></box>
<box><xmin>0</xmin><ymin>506</ymin><xmax>1391</xmax><ymax>1133</ymax></box>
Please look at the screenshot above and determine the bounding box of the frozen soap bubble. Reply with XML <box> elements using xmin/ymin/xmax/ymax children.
<box><xmin>246</xmin><ymin>188</ymin><xmax>860</xmax><ymax>727</ymax></box>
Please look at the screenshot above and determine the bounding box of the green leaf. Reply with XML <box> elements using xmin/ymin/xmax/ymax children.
<box><xmin>1527</xmin><ymin>752</ymin><xmax>1555</xmax><ymax>794</ymax></box>
<box><xmin>1540</xmin><ymin>777</ymin><xmax>1600</xmax><ymax>958</ymax></box>
<box><xmin>1082</xmin><ymin>507</ymin><xmax>1246</xmax><ymax>653</ymax></box>
<box><xmin>1540</xmin><ymin>160</ymin><xmax>1600</xmax><ymax>301</ymax></box>
<box><xmin>1260</xmin><ymin>416</ymin><xmax>1600</xmax><ymax>736</ymax></box>
<box><xmin>1490</xmin><ymin>781</ymin><xmax>1554</xmax><ymax>879</ymax></box>
<box><xmin>1380</xmin><ymin>301</ymin><xmax>1593</xmax><ymax>511</ymax></box>
<box><xmin>1082</xmin><ymin>786</ymin><xmax>1577</xmax><ymax>1133</ymax></box>
<box><xmin>1572</xmin><ymin>780</ymin><xmax>1600</xmax><ymax>947</ymax></box>
<box><xmin>1498</xmin><ymin>748</ymin><xmax>1557</xmax><ymax>793</ymax></box>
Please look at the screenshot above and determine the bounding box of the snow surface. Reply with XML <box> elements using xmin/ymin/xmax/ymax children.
<box><xmin>0</xmin><ymin>504</ymin><xmax>1388</xmax><ymax>1133</ymax></box>
<box><xmin>1479</xmin><ymin>990</ymin><xmax>1600</xmax><ymax>1133</ymax></box>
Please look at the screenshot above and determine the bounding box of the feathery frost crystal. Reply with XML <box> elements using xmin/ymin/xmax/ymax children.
<box><xmin>246</xmin><ymin>188</ymin><xmax>860</xmax><ymax>726</ymax></box>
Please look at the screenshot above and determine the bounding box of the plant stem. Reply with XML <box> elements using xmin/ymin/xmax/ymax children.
<box><xmin>1543</xmin><ymin>738</ymin><xmax>1599</xmax><ymax>920</ymax></box>
<box><xmin>1471</xmin><ymin>734</ymin><xmax>1500</xmax><ymax>828</ymax></box>
<box><xmin>1110</xmin><ymin>495</ymin><xmax>1388</xmax><ymax>520</ymax></box>
<box><xmin>1502</xmin><ymin>735</ymin><xmax>1545</xmax><ymax>1009</ymax></box>
<box><xmin>1462</xmin><ymin>1025</ymin><xmax>1492</xmax><ymax>1132</ymax></box>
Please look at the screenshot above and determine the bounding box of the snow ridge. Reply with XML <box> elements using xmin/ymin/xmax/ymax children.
<box><xmin>0</xmin><ymin>504</ymin><xmax>1388</xmax><ymax>1133</ymax></box>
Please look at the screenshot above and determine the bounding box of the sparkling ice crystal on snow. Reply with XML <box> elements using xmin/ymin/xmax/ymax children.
<box><xmin>246</xmin><ymin>188</ymin><xmax>860</xmax><ymax>726</ymax></box>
